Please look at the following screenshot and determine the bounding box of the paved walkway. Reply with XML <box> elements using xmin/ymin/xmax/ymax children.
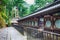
<box><xmin>0</xmin><ymin>27</ymin><xmax>27</xmax><ymax>40</ymax></box>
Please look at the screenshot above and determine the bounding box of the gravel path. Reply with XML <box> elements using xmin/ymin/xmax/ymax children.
<box><xmin>0</xmin><ymin>27</ymin><xmax>27</xmax><ymax>40</ymax></box>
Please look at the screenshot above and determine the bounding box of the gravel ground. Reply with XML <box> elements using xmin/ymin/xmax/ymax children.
<box><xmin>0</xmin><ymin>27</ymin><xmax>27</xmax><ymax>40</ymax></box>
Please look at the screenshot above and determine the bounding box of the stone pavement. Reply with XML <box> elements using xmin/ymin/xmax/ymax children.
<box><xmin>0</xmin><ymin>27</ymin><xmax>27</xmax><ymax>40</ymax></box>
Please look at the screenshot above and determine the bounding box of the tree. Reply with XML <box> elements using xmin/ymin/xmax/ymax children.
<box><xmin>35</xmin><ymin>0</ymin><xmax>53</xmax><ymax>8</ymax></box>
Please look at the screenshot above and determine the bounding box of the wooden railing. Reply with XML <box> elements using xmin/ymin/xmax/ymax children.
<box><xmin>26</xmin><ymin>27</ymin><xmax>60</xmax><ymax>40</ymax></box>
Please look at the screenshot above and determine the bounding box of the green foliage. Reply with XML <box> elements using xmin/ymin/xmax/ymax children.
<box><xmin>20</xmin><ymin>0</ymin><xmax>54</xmax><ymax>17</ymax></box>
<box><xmin>1</xmin><ymin>13</ymin><xmax>8</xmax><ymax>20</ymax></box>
<box><xmin>35</xmin><ymin>0</ymin><xmax>53</xmax><ymax>8</ymax></box>
<box><xmin>0</xmin><ymin>0</ymin><xmax>54</xmax><ymax>27</ymax></box>
<box><xmin>7</xmin><ymin>19</ymin><xmax>11</xmax><ymax>27</ymax></box>
<box><xmin>0</xmin><ymin>12</ymin><xmax>7</xmax><ymax>28</ymax></box>
<box><xmin>1</xmin><ymin>0</ymin><xmax>54</xmax><ymax>17</ymax></box>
